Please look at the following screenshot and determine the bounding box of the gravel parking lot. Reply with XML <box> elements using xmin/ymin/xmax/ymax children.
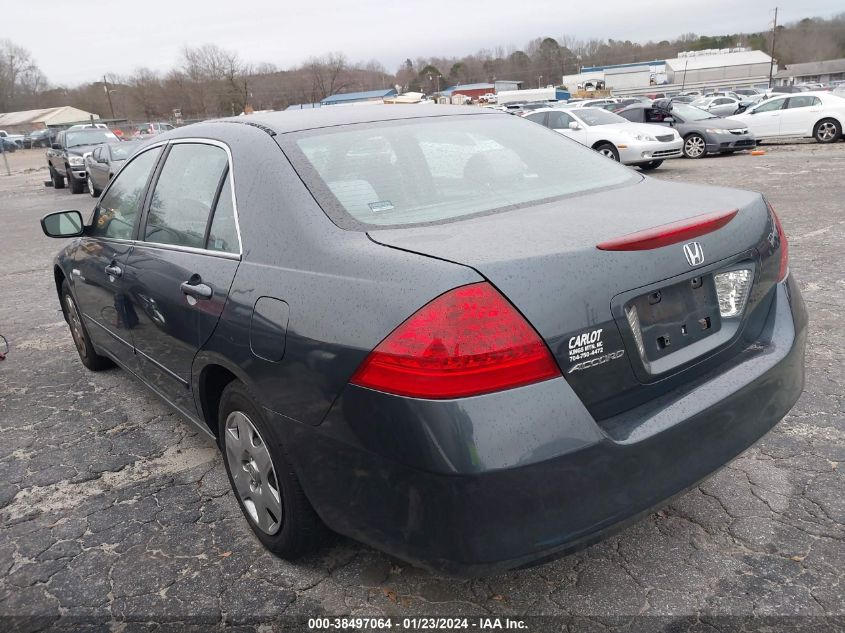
<box><xmin>0</xmin><ymin>143</ymin><xmax>843</xmax><ymax>631</ymax></box>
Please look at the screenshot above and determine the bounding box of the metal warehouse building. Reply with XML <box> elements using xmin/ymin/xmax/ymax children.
<box><xmin>666</xmin><ymin>50</ymin><xmax>774</xmax><ymax>85</ymax></box>
<box><xmin>775</xmin><ymin>58</ymin><xmax>845</xmax><ymax>85</ymax></box>
<box><xmin>0</xmin><ymin>106</ymin><xmax>100</xmax><ymax>134</ymax></box>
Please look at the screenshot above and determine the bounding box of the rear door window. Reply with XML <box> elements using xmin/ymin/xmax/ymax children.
<box><xmin>143</xmin><ymin>143</ymin><xmax>228</xmax><ymax>248</ymax></box>
<box><xmin>786</xmin><ymin>96</ymin><xmax>821</xmax><ymax>109</ymax></box>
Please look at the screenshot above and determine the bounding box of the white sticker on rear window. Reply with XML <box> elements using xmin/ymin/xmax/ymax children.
<box><xmin>368</xmin><ymin>200</ymin><xmax>394</xmax><ymax>213</ymax></box>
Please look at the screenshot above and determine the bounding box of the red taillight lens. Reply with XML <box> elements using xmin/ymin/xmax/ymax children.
<box><xmin>596</xmin><ymin>209</ymin><xmax>738</xmax><ymax>251</ymax></box>
<box><xmin>350</xmin><ymin>282</ymin><xmax>561</xmax><ymax>399</ymax></box>
<box><xmin>769</xmin><ymin>203</ymin><xmax>789</xmax><ymax>281</ymax></box>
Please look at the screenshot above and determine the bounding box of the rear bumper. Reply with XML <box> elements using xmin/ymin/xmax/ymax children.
<box><xmin>281</xmin><ymin>276</ymin><xmax>806</xmax><ymax>576</ymax></box>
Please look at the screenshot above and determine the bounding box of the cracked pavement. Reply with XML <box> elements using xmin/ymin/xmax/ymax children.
<box><xmin>0</xmin><ymin>143</ymin><xmax>843</xmax><ymax>631</ymax></box>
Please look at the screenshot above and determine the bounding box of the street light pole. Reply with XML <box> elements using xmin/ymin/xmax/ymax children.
<box><xmin>103</xmin><ymin>75</ymin><xmax>116</xmax><ymax>119</ymax></box>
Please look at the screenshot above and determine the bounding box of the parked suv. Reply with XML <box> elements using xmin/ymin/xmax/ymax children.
<box><xmin>46</xmin><ymin>128</ymin><xmax>119</xmax><ymax>193</ymax></box>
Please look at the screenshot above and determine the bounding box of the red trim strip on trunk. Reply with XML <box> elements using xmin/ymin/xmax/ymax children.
<box><xmin>596</xmin><ymin>209</ymin><xmax>738</xmax><ymax>251</ymax></box>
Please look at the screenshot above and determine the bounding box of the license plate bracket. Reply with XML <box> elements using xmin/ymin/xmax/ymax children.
<box><xmin>627</xmin><ymin>274</ymin><xmax>722</xmax><ymax>362</ymax></box>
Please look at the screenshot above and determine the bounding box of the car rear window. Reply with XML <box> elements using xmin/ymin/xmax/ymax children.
<box><xmin>281</xmin><ymin>115</ymin><xmax>637</xmax><ymax>229</ymax></box>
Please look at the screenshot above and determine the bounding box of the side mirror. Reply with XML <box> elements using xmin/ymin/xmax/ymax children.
<box><xmin>97</xmin><ymin>154</ymin><xmax>108</xmax><ymax>163</ymax></box>
<box><xmin>568</xmin><ymin>122</ymin><xmax>581</xmax><ymax>130</ymax></box>
<box><xmin>51</xmin><ymin>142</ymin><xmax>62</xmax><ymax>150</ymax></box>
<box><xmin>41</xmin><ymin>210</ymin><xmax>84</xmax><ymax>238</ymax></box>
<box><xmin>663</xmin><ymin>117</ymin><xmax>675</xmax><ymax>124</ymax></box>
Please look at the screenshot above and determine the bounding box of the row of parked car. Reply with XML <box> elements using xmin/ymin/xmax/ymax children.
<box><xmin>516</xmin><ymin>89</ymin><xmax>845</xmax><ymax>169</ymax></box>
<box><xmin>45</xmin><ymin>122</ymin><xmax>175</xmax><ymax>196</ymax></box>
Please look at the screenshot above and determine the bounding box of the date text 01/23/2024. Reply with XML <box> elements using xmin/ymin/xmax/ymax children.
<box><xmin>307</xmin><ymin>617</ymin><xmax>528</xmax><ymax>630</ymax></box>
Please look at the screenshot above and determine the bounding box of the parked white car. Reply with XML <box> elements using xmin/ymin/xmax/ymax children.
<box><xmin>690</xmin><ymin>96</ymin><xmax>745</xmax><ymax>117</ymax></box>
<box><xmin>523</xmin><ymin>107</ymin><xmax>683</xmax><ymax>169</ymax></box>
<box><xmin>730</xmin><ymin>91</ymin><xmax>845</xmax><ymax>143</ymax></box>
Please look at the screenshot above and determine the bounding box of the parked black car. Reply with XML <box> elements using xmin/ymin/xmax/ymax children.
<box><xmin>618</xmin><ymin>101</ymin><xmax>757</xmax><ymax>158</ymax></box>
<box><xmin>83</xmin><ymin>140</ymin><xmax>142</xmax><ymax>196</ymax></box>
<box><xmin>40</xmin><ymin>106</ymin><xmax>806</xmax><ymax>576</ymax></box>
<box><xmin>0</xmin><ymin>137</ymin><xmax>17</xmax><ymax>152</ymax></box>
<box><xmin>25</xmin><ymin>128</ymin><xmax>58</xmax><ymax>149</ymax></box>
<box><xmin>46</xmin><ymin>128</ymin><xmax>119</xmax><ymax>193</ymax></box>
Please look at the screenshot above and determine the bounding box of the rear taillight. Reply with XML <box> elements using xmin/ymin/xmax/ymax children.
<box><xmin>596</xmin><ymin>209</ymin><xmax>738</xmax><ymax>251</ymax></box>
<box><xmin>768</xmin><ymin>203</ymin><xmax>789</xmax><ymax>281</ymax></box>
<box><xmin>350</xmin><ymin>282</ymin><xmax>561</xmax><ymax>399</ymax></box>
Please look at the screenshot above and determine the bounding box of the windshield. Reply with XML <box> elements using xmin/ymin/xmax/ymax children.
<box><xmin>66</xmin><ymin>130</ymin><xmax>118</xmax><ymax>147</ymax></box>
<box><xmin>109</xmin><ymin>141</ymin><xmax>141</xmax><ymax>160</ymax></box>
<box><xmin>669</xmin><ymin>104</ymin><xmax>717</xmax><ymax>121</ymax></box>
<box><xmin>283</xmin><ymin>115</ymin><xmax>638</xmax><ymax>229</ymax></box>
<box><xmin>571</xmin><ymin>108</ymin><xmax>627</xmax><ymax>126</ymax></box>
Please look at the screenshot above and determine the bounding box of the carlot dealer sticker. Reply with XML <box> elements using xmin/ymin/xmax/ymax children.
<box><xmin>568</xmin><ymin>328</ymin><xmax>604</xmax><ymax>362</ymax></box>
<box><xmin>566</xmin><ymin>328</ymin><xmax>625</xmax><ymax>373</ymax></box>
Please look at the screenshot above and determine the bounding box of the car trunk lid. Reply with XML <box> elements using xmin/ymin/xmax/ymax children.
<box><xmin>368</xmin><ymin>177</ymin><xmax>782</xmax><ymax>419</ymax></box>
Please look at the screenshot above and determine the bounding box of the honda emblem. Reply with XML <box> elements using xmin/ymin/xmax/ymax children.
<box><xmin>683</xmin><ymin>242</ymin><xmax>704</xmax><ymax>267</ymax></box>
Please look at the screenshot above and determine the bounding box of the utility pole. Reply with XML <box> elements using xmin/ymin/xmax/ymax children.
<box><xmin>103</xmin><ymin>75</ymin><xmax>116</xmax><ymax>119</ymax></box>
<box><xmin>768</xmin><ymin>7</ymin><xmax>778</xmax><ymax>89</ymax></box>
<box><xmin>681</xmin><ymin>58</ymin><xmax>689</xmax><ymax>92</ymax></box>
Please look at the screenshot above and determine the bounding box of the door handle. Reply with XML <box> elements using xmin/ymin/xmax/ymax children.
<box><xmin>180</xmin><ymin>279</ymin><xmax>213</xmax><ymax>300</ymax></box>
<box><xmin>104</xmin><ymin>264</ymin><xmax>122</xmax><ymax>278</ymax></box>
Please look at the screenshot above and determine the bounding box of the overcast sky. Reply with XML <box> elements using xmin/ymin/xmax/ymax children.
<box><xmin>9</xmin><ymin>0</ymin><xmax>843</xmax><ymax>85</ymax></box>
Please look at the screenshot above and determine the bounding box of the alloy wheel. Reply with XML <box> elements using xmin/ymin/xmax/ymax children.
<box><xmin>87</xmin><ymin>177</ymin><xmax>95</xmax><ymax>196</ymax></box>
<box><xmin>225</xmin><ymin>411</ymin><xmax>283</xmax><ymax>535</ymax></box>
<box><xmin>64</xmin><ymin>294</ymin><xmax>87</xmax><ymax>358</ymax></box>
<box><xmin>817</xmin><ymin>122</ymin><xmax>837</xmax><ymax>142</ymax></box>
<box><xmin>599</xmin><ymin>148</ymin><xmax>618</xmax><ymax>160</ymax></box>
<box><xmin>684</xmin><ymin>136</ymin><xmax>706</xmax><ymax>158</ymax></box>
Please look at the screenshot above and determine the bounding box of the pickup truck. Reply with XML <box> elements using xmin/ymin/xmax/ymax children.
<box><xmin>46</xmin><ymin>128</ymin><xmax>118</xmax><ymax>193</ymax></box>
<box><xmin>0</xmin><ymin>130</ymin><xmax>25</xmax><ymax>148</ymax></box>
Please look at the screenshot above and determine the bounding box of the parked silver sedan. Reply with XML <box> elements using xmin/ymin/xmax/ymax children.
<box><xmin>83</xmin><ymin>140</ymin><xmax>143</xmax><ymax>197</ymax></box>
<box><xmin>691</xmin><ymin>96</ymin><xmax>744</xmax><ymax>117</ymax></box>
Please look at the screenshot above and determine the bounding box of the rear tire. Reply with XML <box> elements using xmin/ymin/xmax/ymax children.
<box><xmin>638</xmin><ymin>160</ymin><xmax>663</xmax><ymax>171</ymax></box>
<box><xmin>594</xmin><ymin>143</ymin><xmax>619</xmax><ymax>161</ymax></box>
<box><xmin>219</xmin><ymin>381</ymin><xmax>326</xmax><ymax>559</ymax></box>
<box><xmin>683</xmin><ymin>134</ymin><xmax>707</xmax><ymax>158</ymax></box>
<box><xmin>813</xmin><ymin>118</ymin><xmax>841</xmax><ymax>144</ymax></box>
<box><xmin>51</xmin><ymin>166</ymin><xmax>65</xmax><ymax>189</ymax></box>
<box><xmin>60</xmin><ymin>281</ymin><xmax>114</xmax><ymax>371</ymax></box>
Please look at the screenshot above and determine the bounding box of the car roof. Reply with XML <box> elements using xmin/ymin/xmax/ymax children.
<box><xmin>228</xmin><ymin>105</ymin><xmax>497</xmax><ymax>135</ymax></box>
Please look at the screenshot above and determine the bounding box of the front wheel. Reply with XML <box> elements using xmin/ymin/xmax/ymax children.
<box><xmin>51</xmin><ymin>166</ymin><xmax>65</xmax><ymax>189</ymax></box>
<box><xmin>61</xmin><ymin>281</ymin><xmax>113</xmax><ymax>371</ymax></box>
<box><xmin>814</xmin><ymin>118</ymin><xmax>841</xmax><ymax>144</ymax></box>
<box><xmin>594</xmin><ymin>143</ymin><xmax>619</xmax><ymax>161</ymax></box>
<box><xmin>219</xmin><ymin>381</ymin><xmax>326</xmax><ymax>559</ymax></box>
<box><xmin>638</xmin><ymin>160</ymin><xmax>663</xmax><ymax>171</ymax></box>
<box><xmin>683</xmin><ymin>134</ymin><xmax>707</xmax><ymax>159</ymax></box>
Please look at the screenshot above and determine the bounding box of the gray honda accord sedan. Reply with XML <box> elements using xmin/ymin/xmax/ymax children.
<box><xmin>41</xmin><ymin>105</ymin><xmax>806</xmax><ymax>576</ymax></box>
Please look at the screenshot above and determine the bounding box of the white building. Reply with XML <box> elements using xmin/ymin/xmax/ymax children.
<box><xmin>0</xmin><ymin>106</ymin><xmax>100</xmax><ymax>134</ymax></box>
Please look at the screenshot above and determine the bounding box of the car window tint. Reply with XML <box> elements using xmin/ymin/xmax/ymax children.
<box><xmin>89</xmin><ymin>148</ymin><xmax>161</xmax><ymax>240</ymax></box>
<box><xmin>755</xmin><ymin>98</ymin><xmax>786</xmax><ymax>112</ymax></box>
<box><xmin>144</xmin><ymin>143</ymin><xmax>228</xmax><ymax>248</ymax></box>
<box><xmin>524</xmin><ymin>112</ymin><xmax>545</xmax><ymax>125</ymax></box>
<box><xmin>206</xmin><ymin>172</ymin><xmax>240</xmax><ymax>254</ymax></box>
<box><xmin>787</xmin><ymin>96</ymin><xmax>820</xmax><ymax>109</ymax></box>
